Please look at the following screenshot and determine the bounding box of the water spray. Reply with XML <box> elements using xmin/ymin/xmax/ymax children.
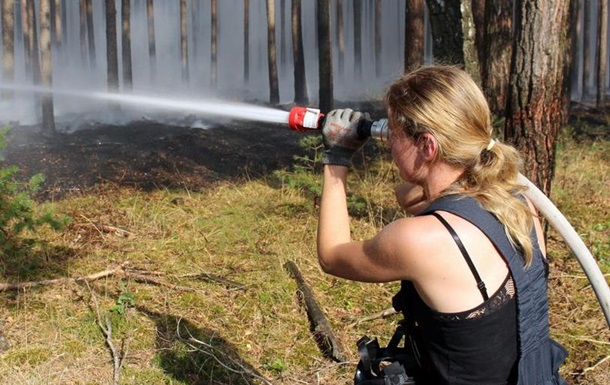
<box><xmin>287</xmin><ymin>104</ymin><xmax>610</xmax><ymax>328</ymax></box>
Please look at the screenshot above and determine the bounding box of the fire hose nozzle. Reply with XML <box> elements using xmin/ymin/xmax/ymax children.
<box><xmin>287</xmin><ymin>106</ymin><xmax>389</xmax><ymax>143</ymax></box>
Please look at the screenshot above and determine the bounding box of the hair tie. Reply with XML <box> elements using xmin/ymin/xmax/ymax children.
<box><xmin>486</xmin><ymin>138</ymin><xmax>496</xmax><ymax>151</ymax></box>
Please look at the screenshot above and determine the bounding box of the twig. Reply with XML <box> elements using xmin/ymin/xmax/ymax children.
<box><xmin>581</xmin><ymin>354</ymin><xmax>610</xmax><ymax>375</ymax></box>
<box><xmin>126</xmin><ymin>272</ymin><xmax>203</xmax><ymax>293</ymax></box>
<box><xmin>284</xmin><ymin>260</ymin><xmax>347</xmax><ymax>362</ymax></box>
<box><xmin>85</xmin><ymin>282</ymin><xmax>126</xmax><ymax>385</ymax></box>
<box><xmin>347</xmin><ymin>306</ymin><xmax>399</xmax><ymax>328</ymax></box>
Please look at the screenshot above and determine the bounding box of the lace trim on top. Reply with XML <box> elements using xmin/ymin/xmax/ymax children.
<box><xmin>432</xmin><ymin>273</ymin><xmax>515</xmax><ymax>322</ymax></box>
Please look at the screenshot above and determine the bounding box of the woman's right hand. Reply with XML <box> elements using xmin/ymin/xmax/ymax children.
<box><xmin>395</xmin><ymin>182</ymin><xmax>428</xmax><ymax>215</ymax></box>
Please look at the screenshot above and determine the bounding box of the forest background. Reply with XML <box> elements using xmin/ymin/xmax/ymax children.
<box><xmin>0</xmin><ymin>1</ymin><xmax>608</xmax><ymax>384</ymax></box>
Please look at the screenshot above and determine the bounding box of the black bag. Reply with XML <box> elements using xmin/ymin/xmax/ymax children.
<box><xmin>353</xmin><ymin>321</ymin><xmax>418</xmax><ymax>385</ymax></box>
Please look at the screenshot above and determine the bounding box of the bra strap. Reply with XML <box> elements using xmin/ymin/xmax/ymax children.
<box><xmin>430</xmin><ymin>212</ymin><xmax>489</xmax><ymax>301</ymax></box>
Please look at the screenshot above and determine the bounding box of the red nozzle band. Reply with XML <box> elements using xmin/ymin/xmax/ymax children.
<box><xmin>288</xmin><ymin>107</ymin><xmax>324</xmax><ymax>132</ymax></box>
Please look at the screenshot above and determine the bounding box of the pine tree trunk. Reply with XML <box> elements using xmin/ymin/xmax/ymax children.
<box><xmin>471</xmin><ymin>0</ymin><xmax>485</xmax><ymax>69</ymax></box>
<box><xmin>121</xmin><ymin>0</ymin><xmax>132</xmax><ymax>90</ymax></box>
<box><xmin>425</xmin><ymin>0</ymin><xmax>464</xmax><ymax>65</ymax></box>
<box><xmin>85</xmin><ymin>0</ymin><xmax>95</xmax><ymax>67</ymax></box>
<box><xmin>504</xmin><ymin>0</ymin><xmax>574</xmax><ymax>196</ymax></box>
<box><xmin>292</xmin><ymin>0</ymin><xmax>307</xmax><ymax>104</ymax></box>
<box><xmin>353</xmin><ymin>0</ymin><xmax>362</xmax><ymax>79</ymax></box>
<box><xmin>1</xmin><ymin>0</ymin><xmax>14</xmax><ymax>99</ymax></box>
<box><xmin>582</xmin><ymin>0</ymin><xmax>591</xmax><ymax>98</ymax></box>
<box><xmin>146</xmin><ymin>0</ymin><xmax>156</xmax><ymax>80</ymax></box>
<box><xmin>40</xmin><ymin>0</ymin><xmax>56</xmax><ymax>134</ymax></box>
<box><xmin>596</xmin><ymin>0</ymin><xmax>608</xmax><ymax>106</ymax></box>
<box><xmin>27</xmin><ymin>0</ymin><xmax>40</xmax><ymax>85</ymax></box>
<box><xmin>266</xmin><ymin>0</ymin><xmax>279</xmax><ymax>104</ymax></box>
<box><xmin>336</xmin><ymin>0</ymin><xmax>344</xmax><ymax>74</ymax></box>
<box><xmin>317</xmin><ymin>0</ymin><xmax>332</xmax><ymax>112</ymax></box>
<box><xmin>404</xmin><ymin>0</ymin><xmax>425</xmax><ymax>72</ymax></box>
<box><xmin>105</xmin><ymin>0</ymin><xmax>119</xmax><ymax>92</ymax></box>
<box><xmin>180</xmin><ymin>0</ymin><xmax>189</xmax><ymax>82</ymax></box>
<box><xmin>79</xmin><ymin>0</ymin><xmax>87</xmax><ymax>65</ymax></box>
<box><xmin>481</xmin><ymin>0</ymin><xmax>512</xmax><ymax>117</ymax></box>
<box><xmin>22</xmin><ymin>0</ymin><xmax>32</xmax><ymax>75</ymax></box>
<box><xmin>374</xmin><ymin>0</ymin><xmax>381</xmax><ymax>77</ymax></box>
<box><xmin>244</xmin><ymin>0</ymin><xmax>249</xmax><ymax>83</ymax></box>
<box><xmin>210</xmin><ymin>0</ymin><xmax>217</xmax><ymax>87</ymax></box>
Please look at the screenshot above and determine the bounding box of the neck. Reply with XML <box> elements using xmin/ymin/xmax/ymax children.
<box><xmin>422</xmin><ymin>162</ymin><xmax>465</xmax><ymax>201</ymax></box>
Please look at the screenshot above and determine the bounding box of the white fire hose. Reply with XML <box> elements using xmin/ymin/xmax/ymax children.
<box><xmin>518</xmin><ymin>174</ymin><xmax>610</xmax><ymax>329</ymax></box>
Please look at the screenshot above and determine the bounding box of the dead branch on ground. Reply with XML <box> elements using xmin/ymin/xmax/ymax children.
<box><xmin>284</xmin><ymin>260</ymin><xmax>347</xmax><ymax>362</ymax></box>
<box><xmin>347</xmin><ymin>307</ymin><xmax>399</xmax><ymax>328</ymax></box>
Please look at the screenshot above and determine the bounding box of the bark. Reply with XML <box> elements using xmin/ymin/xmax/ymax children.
<box><xmin>317</xmin><ymin>0</ymin><xmax>333</xmax><ymax>112</ymax></box>
<box><xmin>481</xmin><ymin>0</ymin><xmax>513</xmax><ymax>117</ymax></box>
<box><xmin>404</xmin><ymin>0</ymin><xmax>425</xmax><ymax>72</ymax></box>
<box><xmin>292</xmin><ymin>0</ymin><xmax>308</xmax><ymax>104</ymax></box>
<box><xmin>353</xmin><ymin>0</ymin><xmax>362</xmax><ymax>79</ymax></box>
<box><xmin>121</xmin><ymin>0</ymin><xmax>132</xmax><ymax>90</ymax></box>
<box><xmin>461</xmin><ymin>0</ymin><xmax>480</xmax><ymax>83</ymax></box>
<box><xmin>210</xmin><ymin>0</ymin><xmax>217</xmax><ymax>87</ymax></box>
<box><xmin>26</xmin><ymin>0</ymin><xmax>40</xmax><ymax>84</ymax></box>
<box><xmin>146</xmin><ymin>0</ymin><xmax>156</xmax><ymax>79</ymax></box>
<box><xmin>79</xmin><ymin>0</ymin><xmax>87</xmax><ymax>64</ymax></box>
<box><xmin>22</xmin><ymin>0</ymin><xmax>32</xmax><ymax>75</ymax></box>
<box><xmin>180</xmin><ymin>0</ymin><xmax>189</xmax><ymax>82</ymax></box>
<box><xmin>284</xmin><ymin>261</ymin><xmax>346</xmax><ymax>362</ymax></box>
<box><xmin>336</xmin><ymin>0</ymin><xmax>344</xmax><ymax>73</ymax></box>
<box><xmin>471</xmin><ymin>0</ymin><xmax>486</xmax><ymax>69</ymax></box>
<box><xmin>53</xmin><ymin>0</ymin><xmax>62</xmax><ymax>48</ymax></box>
<box><xmin>40</xmin><ymin>0</ymin><xmax>56</xmax><ymax>134</ymax></box>
<box><xmin>1</xmin><ymin>0</ymin><xmax>15</xmax><ymax>98</ymax></box>
<box><xmin>191</xmin><ymin>0</ymin><xmax>199</xmax><ymax>62</ymax></box>
<box><xmin>244</xmin><ymin>0</ymin><xmax>249</xmax><ymax>83</ymax></box>
<box><xmin>582</xmin><ymin>0</ymin><xmax>591</xmax><ymax>98</ymax></box>
<box><xmin>504</xmin><ymin>0</ymin><xmax>574</xmax><ymax>197</ymax></box>
<box><xmin>374</xmin><ymin>0</ymin><xmax>381</xmax><ymax>77</ymax></box>
<box><xmin>105</xmin><ymin>0</ymin><xmax>119</xmax><ymax>92</ymax></box>
<box><xmin>425</xmin><ymin>0</ymin><xmax>464</xmax><ymax>65</ymax></box>
<box><xmin>596</xmin><ymin>0</ymin><xmax>608</xmax><ymax>106</ymax></box>
<box><xmin>266</xmin><ymin>0</ymin><xmax>279</xmax><ymax>104</ymax></box>
<box><xmin>85</xmin><ymin>0</ymin><xmax>95</xmax><ymax>67</ymax></box>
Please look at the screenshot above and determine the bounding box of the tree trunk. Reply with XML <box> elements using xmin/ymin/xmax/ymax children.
<box><xmin>146</xmin><ymin>0</ymin><xmax>156</xmax><ymax>80</ymax></box>
<box><xmin>317</xmin><ymin>0</ymin><xmax>332</xmax><ymax>112</ymax></box>
<box><xmin>504</xmin><ymin>0</ymin><xmax>574</xmax><ymax>197</ymax></box>
<box><xmin>481</xmin><ymin>0</ymin><xmax>513</xmax><ymax>117</ymax></box>
<box><xmin>85</xmin><ymin>0</ymin><xmax>95</xmax><ymax>68</ymax></box>
<box><xmin>27</xmin><ymin>0</ymin><xmax>40</xmax><ymax>85</ymax></box>
<box><xmin>210</xmin><ymin>0</ymin><xmax>217</xmax><ymax>87</ymax></box>
<box><xmin>266</xmin><ymin>0</ymin><xmax>279</xmax><ymax>104</ymax></box>
<box><xmin>353</xmin><ymin>0</ymin><xmax>362</xmax><ymax>79</ymax></box>
<box><xmin>39</xmin><ymin>0</ymin><xmax>56</xmax><ymax>134</ymax></box>
<box><xmin>191</xmin><ymin>0</ymin><xmax>199</xmax><ymax>63</ymax></box>
<box><xmin>471</xmin><ymin>0</ymin><xmax>486</xmax><ymax>70</ymax></box>
<box><xmin>105</xmin><ymin>0</ymin><xmax>119</xmax><ymax>92</ymax></box>
<box><xmin>121</xmin><ymin>0</ymin><xmax>132</xmax><ymax>90</ymax></box>
<box><xmin>180</xmin><ymin>0</ymin><xmax>189</xmax><ymax>82</ymax></box>
<box><xmin>596</xmin><ymin>0</ymin><xmax>608</xmax><ymax>106</ymax></box>
<box><xmin>582</xmin><ymin>0</ymin><xmax>591</xmax><ymax>99</ymax></box>
<box><xmin>22</xmin><ymin>0</ymin><xmax>32</xmax><ymax>75</ymax></box>
<box><xmin>461</xmin><ymin>0</ymin><xmax>480</xmax><ymax>83</ymax></box>
<box><xmin>1</xmin><ymin>0</ymin><xmax>14</xmax><ymax>99</ymax></box>
<box><xmin>404</xmin><ymin>0</ymin><xmax>425</xmax><ymax>72</ymax></box>
<box><xmin>244</xmin><ymin>0</ymin><xmax>249</xmax><ymax>83</ymax></box>
<box><xmin>336</xmin><ymin>0</ymin><xmax>344</xmax><ymax>74</ymax></box>
<box><xmin>79</xmin><ymin>0</ymin><xmax>87</xmax><ymax>65</ymax></box>
<box><xmin>374</xmin><ymin>0</ymin><xmax>381</xmax><ymax>77</ymax></box>
<box><xmin>292</xmin><ymin>0</ymin><xmax>307</xmax><ymax>104</ymax></box>
<box><xmin>425</xmin><ymin>0</ymin><xmax>464</xmax><ymax>65</ymax></box>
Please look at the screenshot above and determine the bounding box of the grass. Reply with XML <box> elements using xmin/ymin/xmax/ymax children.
<box><xmin>0</xmin><ymin>129</ymin><xmax>608</xmax><ymax>385</ymax></box>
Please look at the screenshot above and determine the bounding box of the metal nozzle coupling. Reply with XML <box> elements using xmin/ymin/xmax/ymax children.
<box><xmin>367</xmin><ymin>119</ymin><xmax>389</xmax><ymax>143</ymax></box>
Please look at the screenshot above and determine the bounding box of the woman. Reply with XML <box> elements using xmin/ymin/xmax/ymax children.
<box><xmin>317</xmin><ymin>66</ymin><xmax>568</xmax><ymax>385</ymax></box>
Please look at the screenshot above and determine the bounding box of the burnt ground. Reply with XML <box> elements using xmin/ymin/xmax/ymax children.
<box><xmin>1</xmin><ymin>118</ymin><xmax>313</xmax><ymax>200</ymax></box>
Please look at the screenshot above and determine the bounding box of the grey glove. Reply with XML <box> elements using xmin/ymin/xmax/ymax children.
<box><xmin>321</xmin><ymin>108</ymin><xmax>371</xmax><ymax>167</ymax></box>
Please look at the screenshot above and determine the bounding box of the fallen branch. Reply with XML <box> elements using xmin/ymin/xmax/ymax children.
<box><xmin>347</xmin><ymin>306</ymin><xmax>398</xmax><ymax>329</ymax></box>
<box><xmin>284</xmin><ymin>260</ymin><xmax>347</xmax><ymax>362</ymax></box>
<box><xmin>0</xmin><ymin>261</ymin><xmax>131</xmax><ymax>291</ymax></box>
<box><xmin>580</xmin><ymin>354</ymin><xmax>610</xmax><ymax>375</ymax></box>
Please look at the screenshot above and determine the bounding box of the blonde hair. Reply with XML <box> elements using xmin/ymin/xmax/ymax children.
<box><xmin>385</xmin><ymin>65</ymin><xmax>534</xmax><ymax>266</ymax></box>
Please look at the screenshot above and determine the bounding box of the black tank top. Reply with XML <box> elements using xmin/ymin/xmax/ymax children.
<box><xmin>399</xmin><ymin>212</ymin><xmax>519</xmax><ymax>385</ymax></box>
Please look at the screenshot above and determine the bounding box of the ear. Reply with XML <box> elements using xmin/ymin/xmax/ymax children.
<box><xmin>419</xmin><ymin>133</ymin><xmax>438</xmax><ymax>160</ymax></box>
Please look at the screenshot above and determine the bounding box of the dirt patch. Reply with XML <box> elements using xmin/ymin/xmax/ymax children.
<box><xmin>2</xmin><ymin>118</ymin><xmax>312</xmax><ymax>199</ymax></box>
